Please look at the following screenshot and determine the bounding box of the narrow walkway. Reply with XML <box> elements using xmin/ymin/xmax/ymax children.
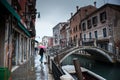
<box><xmin>34</xmin><ymin>54</ymin><xmax>48</xmax><ymax>80</ymax></box>
<box><xmin>12</xmin><ymin>54</ymin><xmax>53</xmax><ymax>80</ymax></box>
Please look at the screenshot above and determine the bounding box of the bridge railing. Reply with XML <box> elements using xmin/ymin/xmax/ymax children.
<box><xmin>81</xmin><ymin>38</ymin><xmax>120</xmax><ymax>55</ymax></box>
<box><xmin>51</xmin><ymin>60</ymin><xmax>65</xmax><ymax>80</ymax></box>
<box><xmin>49</xmin><ymin>37</ymin><xmax>120</xmax><ymax>63</ymax></box>
<box><xmin>83</xmin><ymin>46</ymin><xmax>117</xmax><ymax>60</ymax></box>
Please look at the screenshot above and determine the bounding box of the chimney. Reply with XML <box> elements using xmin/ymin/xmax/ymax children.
<box><xmin>71</xmin><ymin>13</ymin><xmax>73</xmax><ymax>17</ymax></box>
<box><xmin>94</xmin><ymin>1</ymin><xmax>96</xmax><ymax>7</ymax></box>
<box><xmin>76</xmin><ymin>6</ymin><xmax>79</xmax><ymax>11</ymax></box>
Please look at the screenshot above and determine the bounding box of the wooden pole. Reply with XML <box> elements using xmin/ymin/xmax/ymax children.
<box><xmin>57</xmin><ymin>54</ymin><xmax>60</xmax><ymax>68</ymax></box>
<box><xmin>73</xmin><ymin>58</ymin><xmax>83</xmax><ymax>80</ymax></box>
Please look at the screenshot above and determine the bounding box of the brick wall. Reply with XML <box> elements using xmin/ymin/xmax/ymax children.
<box><xmin>70</xmin><ymin>5</ymin><xmax>96</xmax><ymax>44</ymax></box>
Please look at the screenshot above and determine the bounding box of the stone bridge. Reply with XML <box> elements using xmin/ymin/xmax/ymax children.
<box><xmin>54</xmin><ymin>46</ymin><xmax>117</xmax><ymax>64</ymax></box>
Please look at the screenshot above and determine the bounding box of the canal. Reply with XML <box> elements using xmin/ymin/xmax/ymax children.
<box><xmin>62</xmin><ymin>54</ymin><xmax>120</xmax><ymax>80</ymax></box>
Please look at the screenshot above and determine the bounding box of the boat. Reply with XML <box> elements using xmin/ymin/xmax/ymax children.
<box><xmin>61</xmin><ymin>65</ymin><xmax>106</xmax><ymax>80</ymax></box>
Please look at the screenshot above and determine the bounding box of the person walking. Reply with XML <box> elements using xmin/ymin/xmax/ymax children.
<box><xmin>39</xmin><ymin>48</ymin><xmax>45</xmax><ymax>63</ymax></box>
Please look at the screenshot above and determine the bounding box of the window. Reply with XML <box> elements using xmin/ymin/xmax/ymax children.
<box><xmin>76</xmin><ymin>35</ymin><xmax>77</xmax><ymax>39</ymax></box>
<box><xmin>74</xmin><ymin>36</ymin><xmax>76</xmax><ymax>42</ymax></box>
<box><xmin>76</xmin><ymin>26</ymin><xmax>77</xmax><ymax>32</ymax></box>
<box><xmin>84</xmin><ymin>34</ymin><xmax>86</xmax><ymax>40</ymax></box>
<box><xmin>82</xmin><ymin>22</ymin><xmax>86</xmax><ymax>31</ymax></box>
<box><xmin>100</xmin><ymin>11</ymin><xmax>107</xmax><ymax>22</ymax></box>
<box><xmin>55</xmin><ymin>34</ymin><xmax>58</xmax><ymax>43</ymax></box>
<box><xmin>92</xmin><ymin>16</ymin><xmax>98</xmax><ymax>26</ymax></box>
<box><xmin>103</xmin><ymin>28</ymin><xmax>107</xmax><ymax>37</ymax></box>
<box><xmin>79</xmin><ymin>24</ymin><xmax>81</xmax><ymax>30</ymax></box>
<box><xmin>89</xmin><ymin>32</ymin><xmax>92</xmax><ymax>39</ymax></box>
<box><xmin>80</xmin><ymin>33</ymin><xmax>82</xmax><ymax>39</ymax></box>
<box><xmin>94</xmin><ymin>31</ymin><xmax>98</xmax><ymax>39</ymax></box>
<box><xmin>87</xmin><ymin>19</ymin><xmax>92</xmax><ymax>29</ymax></box>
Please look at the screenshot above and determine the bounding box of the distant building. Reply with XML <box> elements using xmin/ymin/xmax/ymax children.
<box><xmin>53</xmin><ymin>22</ymin><xmax>67</xmax><ymax>47</ymax></box>
<box><xmin>42</xmin><ymin>36</ymin><xmax>53</xmax><ymax>48</ymax></box>
<box><xmin>81</xmin><ymin>3</ymin><xmax>120</xmax><ymax>54</ymax></box>
<box><xmin>69</xmin><ymin>5</ymin><xmax>97</xmax><ymax>46</ymax></box>
<box><xmin>60</xmin><ymin>22</ymin><xmax>70</xmax><ymax>48</ymax></box>
<box><xmin>66</xmin><ymin>21</ymin><xmax>70</xmax><ymax>46</ymax></box>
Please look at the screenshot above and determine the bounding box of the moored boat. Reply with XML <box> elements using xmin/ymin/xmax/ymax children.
<box><xmin>62</xmin><ymin>65</ymin><xmax>106</xmax><ymax>80</ymax></box>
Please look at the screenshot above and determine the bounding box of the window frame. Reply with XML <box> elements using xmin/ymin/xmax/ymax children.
<box><xmin>103</xmin><ymin>28</ymin><xmax>107</xmax><ymax>37</ymax></box>
<box><xmin>87</xmin><ymin>19</ymin><xmax>92</xmax><ymax>29</ymax></box>
<box><xmin>92</xmin><ymin>16</ymin><xmax>98</xmax><ymax>26</ymax></box>
<box><xmin>82</xmin><ymin>22</ymin><xmax>86</xmax><ymax>31</ymax></box>
<box><xmin>100</xmin><ymin>11</ymin><xmax>107</xmax><ymax>23</ymax></box>
<box><xmin>94</xmin><ymin>31</ymin><xmax>98</xmax><ymax>39</ymax></box>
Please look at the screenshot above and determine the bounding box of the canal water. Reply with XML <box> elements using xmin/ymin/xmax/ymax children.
<box><xmin>62</xmin><ymin>54</ymin><xmax>120</xmax><ymax>80</ymax></box>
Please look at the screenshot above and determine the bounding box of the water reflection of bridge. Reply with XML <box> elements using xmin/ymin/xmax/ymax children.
<box><xmin>53</xmin><ymin>46</ymin><xmax>119</xmax><ymax>64</ymax></box>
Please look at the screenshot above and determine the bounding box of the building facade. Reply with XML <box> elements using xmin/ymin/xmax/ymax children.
<box><xmin>65</xmin><ymin>21</ymin><xmax>70</xmax><ymax>46</ymax></box>
<box><xmin>0</xmin><ymin>0</ymin><xmax>37</xmax><ymax>71</ymax></box>
<box><xmin>53</xmin><ymin>22</ymin><xmax>67</xmax><ymax>48</ymax></box>
<box><xmin>60</xmin><ymin>22</ymin><xmax>70</xmax><ymax>48</ymax></box>
<box><xmin>81</xmin><ymin>4</ymin><xmax>120</xmax><ymax>54</ymax></box>
<box><xmin>69</xmin><ymin>5</ymin><xmax>96</xmax><ymax>46</ymax></box>
<box><xmin>42</xmin><ymin>36</ymin><xmax>53</xmax><ymax>48</ymax></box>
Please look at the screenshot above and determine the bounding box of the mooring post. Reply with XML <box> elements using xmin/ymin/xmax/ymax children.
<box><xmin>73</xmin><ymin>58</ymin><xmax>83</xmax><ymax>80</ymax></box>
<box><xmin>56</xmin><ymin>53</ymin><xmax>61</xmax><ymax>68</ymax></box>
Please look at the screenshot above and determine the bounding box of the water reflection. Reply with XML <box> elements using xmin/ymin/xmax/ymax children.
<box><xmin>34</xmin><ymin>55</ymin><xmax>48</xmax><ymax>80</ymax></box>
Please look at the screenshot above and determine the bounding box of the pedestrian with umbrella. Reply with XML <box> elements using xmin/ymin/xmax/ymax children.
<box><xmin>38</xmin><ymin>45</ymin><xmax>46</xmax><ymax>63</ymax></box>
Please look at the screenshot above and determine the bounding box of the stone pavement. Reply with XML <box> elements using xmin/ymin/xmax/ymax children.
<box><xmin>12</xmin><ymin>54</ymin><xmax>54</xmax><ymax>80</ymax></box>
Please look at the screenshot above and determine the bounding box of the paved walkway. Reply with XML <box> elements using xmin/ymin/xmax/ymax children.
<box><xmin>12</xmin><ymin>54</ymin><xmax>53</xmax><ymax>80</ymax></box>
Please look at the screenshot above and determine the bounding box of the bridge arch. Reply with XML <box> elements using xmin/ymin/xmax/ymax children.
<box><xmin>59</xmin><ymin>47</ymin><xmax>115</xmax><ymax>63</ymax></box>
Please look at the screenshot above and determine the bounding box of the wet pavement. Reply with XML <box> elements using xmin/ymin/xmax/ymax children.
<box><xmin>12</xmin><ymin>54</ymin><xmax>53</xmax><ymax>80</ymax></box>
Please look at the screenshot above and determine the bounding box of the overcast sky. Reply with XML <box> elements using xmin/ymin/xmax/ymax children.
<box><xmin>35</xmin><ymin>0</ymin><xmax>120</xmax><ymax>42</ymax></box>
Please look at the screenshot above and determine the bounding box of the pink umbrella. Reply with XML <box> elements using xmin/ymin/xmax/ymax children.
<box><xmin>38</xmin><ymin>45</ymin><xmax>46</xmax><ymax>49</ymax></box>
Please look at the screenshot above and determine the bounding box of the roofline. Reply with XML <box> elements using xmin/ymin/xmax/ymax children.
<box><xmin>81</xmin><ymin>3</ymin><xmax>120</xmax><ymax>22</ymax></box>
<box><xmin>69</xmin><ymin>5</ymin><xmax>96</xmax><ymax>20</ymax></box>
<box><xmin>52</xmin><ymin>22</ymin><xmax>67</xmax><ymax>29</ymax></box>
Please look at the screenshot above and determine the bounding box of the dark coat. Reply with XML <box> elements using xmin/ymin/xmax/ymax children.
<box><xmin>39</xmin><ymin>48</ymin><xmax>44</xmax><ymax>55</ymax></box>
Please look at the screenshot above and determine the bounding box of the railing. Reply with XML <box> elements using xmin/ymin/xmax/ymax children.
<box><xmin>50</xmin><ymin>37</ymin><xmax>120</xmax><ymax>63</ymax></box>
<box><xmin>81</xmin><ymin>38</ymin><xmax>120</xmax><ymax>55</ymax></box>
<box><xmin>52</xmin><ymin>60</ymin><xmax>65</xmax><ymax>80</ymax></box>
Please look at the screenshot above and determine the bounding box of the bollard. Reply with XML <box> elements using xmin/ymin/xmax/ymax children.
<box><xmin>56</xmin><ymin>54</ymin><xmax>61</xmax><ymax>68</ymax></box>
<box><xmin>73</xmin><ymin>58</ymin><xmax>83</xmax><ymax>80</ymax></box>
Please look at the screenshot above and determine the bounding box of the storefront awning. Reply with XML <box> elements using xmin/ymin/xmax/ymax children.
<box><xmin>0</xmin><ymin>0</ymin><xmax>31</xmax><ymax>37</ymax></box>
<box><xmin>32</xmin><ymin>40</ymin><xmax>39</xmax><ymax>43</ymax></box>
<box><xmin>18</xmin><ymin>22</ymin><xmax>31</xmax><ymax>37</ymax></box>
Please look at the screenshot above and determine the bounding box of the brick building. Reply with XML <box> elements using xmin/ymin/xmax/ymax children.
<box><xmin>42</xmin><ymin>36</ymin><xmax>53</xmax><ymax>48</ymax></box>
<box><xmin>0</xmin><ymin>0</ymin><xmax>37</xmax><ymax>72</ymax></box>
<box><xmin>69</xmin><ymin>5</ymin><xmax>96</xmax><ymax>46</ymax></box>
<box><xmin>81</xmin><ymin>3</ymin><xmax>120</xmax><ymax>54</ymax></box>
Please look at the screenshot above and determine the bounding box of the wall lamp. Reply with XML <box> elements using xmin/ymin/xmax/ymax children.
<box><xmin>22</xmin><ymin>11</ymin><xmax>40</xmax><ymax>19</ymax></box>
<box><xmin>36</xmin><ymin>12</ymin><xmax>40</xmax><ymax>18</ymax></box>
